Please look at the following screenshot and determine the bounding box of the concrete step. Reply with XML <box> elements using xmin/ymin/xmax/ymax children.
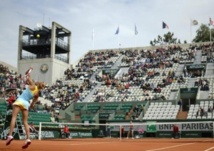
<box><xmin>177</xmin><ymin>111</ymin><xmax>188</xmax><ymax>119</ymax></box>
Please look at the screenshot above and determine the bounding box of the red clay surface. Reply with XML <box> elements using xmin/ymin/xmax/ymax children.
<box><xmin>0</xmin><ymin>138</ymin><xmax>214</xmax><ymax>151</ymax></box>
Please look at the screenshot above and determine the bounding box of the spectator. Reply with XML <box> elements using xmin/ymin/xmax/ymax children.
<box><xmin>200</xmin><ymin>107</ymin><xmax>204</xmax><ymax>117</ymax></box>
<box><xmin>178</xmin><ymin>99</ymin><xmax>182</xmax><ymax>111</ymax></box>
<box><xmin>196</xmin><ymin>109</ymin><xmax>200</xmax><ymax>118</ymax></box>
<box><xmin>133</xmin><ymin>105</ymin><xmax>139</xmax><ymax>113</ymax></box>
<box><xmin>172</xmin><ymin>124</ymin><xmax>179</xmax><ymax>139</ymax></box>
<box><xmin>7</xmin><ymin>92</ymin><xmax>16</xmax><ymax>107</ymax></box>
<box><xmin>63</xmin><ymin>125</ymin><xmax>70</xmax><ymax>138</ymax></box>
<box><xmin>107</xmin><ymin>125</ymin><xmax>111</xmax><ymax>138</ymax></box>
<box><xmin>208</xmin><ymin>106</ymin><xmax>213</xmax><ymax>112</ymax></box>
<box><xmin>29</xmin><ymin>122</ymin><xmax>38</xmax><ymax>135</ymax></box>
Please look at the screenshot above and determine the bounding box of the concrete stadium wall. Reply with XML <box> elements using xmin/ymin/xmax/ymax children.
<box><xmin>18</xmin><ymin>58</ymin><xmax>69</xmax><ymax>85</ymax></box>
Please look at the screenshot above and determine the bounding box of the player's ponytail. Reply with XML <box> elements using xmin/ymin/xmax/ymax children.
<box><xmin>37</xmin><ymin>82</ymin><xmax>45</xmax><ymax>90</ymax></box>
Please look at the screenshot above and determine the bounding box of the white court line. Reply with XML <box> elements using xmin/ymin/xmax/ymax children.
<box><xmin>145</xmin><ymin>143</ymin><xmax>195</xmax><ymax>151</ymax></box>
<box><xmin>33</xmin><ymin>141</ymin><xmax>110</xmax><ymax>146</ymax></box>
<box><xmin>69</xmin><ymin>142</ymin><xmax>110</xmax><ymax>146</ymax></box>
<box><xmin>204</xmin><ymin>146</ymin><xmax>214</xmax><ymax>151</ymax></box>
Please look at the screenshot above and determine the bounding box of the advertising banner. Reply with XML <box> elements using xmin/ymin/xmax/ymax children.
<box><xmin>70</xmin><ymin>131</ymin><xmax>92</xmax><ymax>138</ymax></box>
<box><xmin>108</xmin><ymin>121</ymin><xmax>213</xmax><ymax>132</ymax></box>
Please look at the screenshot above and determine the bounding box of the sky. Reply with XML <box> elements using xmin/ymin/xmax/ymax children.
<box><xmin>0</xmin><ymin>0</ymin><xmax>213</xmax><ymax>67</ymax></box>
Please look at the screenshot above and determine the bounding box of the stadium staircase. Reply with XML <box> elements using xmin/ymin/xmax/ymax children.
<box><xmin>187</xmin><ymin>78</ymin><xmax>196</xmax><ymax>88</ymax></box>
<box><xmin>205</xmin><ymin>63</ymin><xmax>214</xmax><ymax>77</ymax></box>
<box><xmin>168</xmin><ymin>91</ymin><xmax>178</xmax><ymax>100</ymax></box>
<box><xmin>83</xmin><ymin>82</ymin><xmax>102</xmax><ymax>102</ymax></box>
<box><xmin>90</xmin><ymin>68</ymin><xmax>102</xmax><ymax>81</ymax></box>
<box><xmin>111</xmin><ymin>55</ymin><xmax>124</xmax><ymax>68</ymax></box>
<box><xmin>115</xmin><ymin>67</ymin><xmax>129</xmax><ymax>79</ymax></box>
<box><xmin>175</xmin><ymin>64</ymin><xmax>185</xmax><ymax>77</ymax></box>
<box><xmin>193</xmin><ymin>50</ymin><xmax>202</xmax><ymax>64</ymax></box>
<box><xmin>177</xmin><ymin>111</ymin><xmax>188</xmax><ymax>119</ymax></box>
<box><xmin>82</xmin><ymin>54</ymin><xmax>124</xmax><ymax>103</ymax></box>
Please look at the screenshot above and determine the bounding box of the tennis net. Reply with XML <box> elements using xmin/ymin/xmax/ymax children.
<box><xmin>38</xmin><ymin>121</ymin><xmax>214</xmax><ymax>140</ymax></box>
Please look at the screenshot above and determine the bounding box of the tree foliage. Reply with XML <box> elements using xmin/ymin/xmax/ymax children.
<box><xmin>150</xmin><ymin>32</ymin><xmax>181</xmax><ymax>46</ymax></box>
<box><xmin>193</xmin><ymin>24</ymin><xmax>214</xmax><ymax>42</ymax></box>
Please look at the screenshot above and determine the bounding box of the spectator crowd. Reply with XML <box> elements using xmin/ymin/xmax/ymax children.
<box><xmin>0</xmin><ymin>42</ymin><xmax>214</xmax><ymax>122</ymax></box>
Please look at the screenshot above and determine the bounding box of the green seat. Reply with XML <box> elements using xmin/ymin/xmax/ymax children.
<box><xmin>122</xmin><ymin>103</ymin><xmax>132</xmax><ymax>107</ymax></box>
<box><xmin>27</xmin><ymin>112</ymin><xmax>51</xmax><ymax>125</ymax></box>
<box><xmin>103</xmin><ymin>105</ymin><xmax>118</xmax><ymax>110</ymax></box>
<box><xmin>75</xmin><ymin>104</ymin><xmax>84</xmax><ymax>111</ymax></box>
<box><xmin>114</xmin><ymin>114</ymin><xmax>125</xmax><ymax>120</ymax></box>
<box><xmin>87</xmin><ymin>106</ymin><xmax>100</xmax><ymax>110</ymax></box>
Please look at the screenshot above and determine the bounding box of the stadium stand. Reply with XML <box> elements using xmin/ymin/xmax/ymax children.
<box><xmin>187</xmin><ymin>100</ymin><xmax>214</xmax><ymax>119</ymax></box>
<box><xmin>1</xmin><ymin>42</ymin><xmax>214</xmax><ymax>128</ymax></box>
<box><xmin>143</xmin><ymin>102</ymin><xmax>180</xmax><ymax>120</ymax></box>
<box><xmin>60</xmin><ymin>42</ymin><xmax>214</xmax><ymax>122</ymax></box>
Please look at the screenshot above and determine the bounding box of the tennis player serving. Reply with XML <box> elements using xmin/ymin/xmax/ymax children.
<box><xmin>6</xmin><ymin>68</ymin><xmax>45</xmax><ymax>149</ymax></box>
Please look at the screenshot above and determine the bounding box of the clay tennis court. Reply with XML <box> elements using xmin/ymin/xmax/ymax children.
<box><xmin>0</xmin><ymin>138</ymin><xmax>214</xmax><ymax>151</ymax></box>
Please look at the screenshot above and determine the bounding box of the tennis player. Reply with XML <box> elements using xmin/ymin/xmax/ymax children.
<box><xmin>6</xmin><ymin>73</ymin><xmax>45</xmax><ymax>149</ymax></box>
